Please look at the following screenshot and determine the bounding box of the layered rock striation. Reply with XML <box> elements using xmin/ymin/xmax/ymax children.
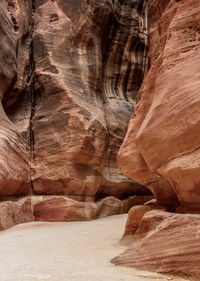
<box><xmin>113</xmin><ymin>209</ymin><xmax>200</xmax><ymax>280</ymax></box>
<box><xmin>31</xmin><ymin>0</ymin><xmax>148</xmax><ymax>198</ymax></box>
<box><xmin>0</xmin><ymin>0</ymin><xmax>149</xmax><ymax>199</ymax></box>
<box><xmin>0</xmin><ymin>0</ymin><xmax>32</xmax><ymax>195</ymax></box>
<box><xmin>118</xmin><ymin>0</ymin><xmax>200</xmax><ymax>211</ymax></box>
<box><xmin>115</xmin><ymin>0</ymin><xmax>200</xmax><ymax>279</ymax></box>
<box><xmin>0</xmin><ymin>0</ymin><xmax>152</xmax><ymax>228</ymax></box>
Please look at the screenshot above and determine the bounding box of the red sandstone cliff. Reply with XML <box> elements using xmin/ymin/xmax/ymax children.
<box><xmin>1</xmin><ymin>0</ymin><xmax>200</xmax><ymax>279</ymax></box>
<box><xmin>0</xmin><ymin>0</ymin><xmax>153</xmax><ymax>226</ymax></box>
<box><xmin>0</xmin><ymin>0</ymin><xmax>148</xmax><ymax>199</ymax></box>
<box><xmin>118</xmin><ymin>0</ymin><xmax>200</xmax><ymax>211</ymax></box>
<box><xmin>31</xmin><ymin>0</ymin><xmax>148</xmax><ymax>198</ymax></box>
<box><xmin>115</xmin><ymin>0</ymin><xmax>200</xmax><ymax>279</ymax></box>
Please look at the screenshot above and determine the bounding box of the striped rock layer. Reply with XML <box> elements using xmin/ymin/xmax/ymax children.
<box><xmin>118</xmin><ymin>0</ymin><xmax>200</xmax><ymax>211</ymax></box>
<box><xmin>0</xmin><ymin>0</ymin><xmax>148</xmax><ymax>199</ymax></box>
<box><xmin>113</xmin><ymin>210</ymin><xmax>200</xmax><ymax>280</ymax></box>
<box><xmin>116</xmin><ymin>1</ymin><xmax>200</xmax><ymax>279</ymax></box>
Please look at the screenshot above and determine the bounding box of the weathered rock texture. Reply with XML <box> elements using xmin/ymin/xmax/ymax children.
<box><xmin>116</xmin><ymin>1</ymin><xmax>200</xmax><ymax>279</ymax></box>
<box><xmin>32</xmin><ymin>195</ymin><xmax>153</xmax><ymax>222</ymax></box>
<box><xmin>0</xmin><ymin>197</ymin><xmax>34</xmax><ymax>230</ymax></box>
<box><xmin>0</xmin><ymin>0</ymin><xmax>32</xmax><ymax>195</ymax></box>
<box><xmin>31</xmin><ymin>0</ymin><xmax>148</xmax><ymax>198</ymax></box>
<box><xmin>0</xmin><ymin>0</ymin><xmax>149</xmax><ymax>201</ymax></box>
<box><xmin>113</xmin><ymin>210</ymin><xmax>200</xmax><ymax>280</ymax></box>
<box><xmin>118</xmin><ymin>0</ymin><xmax>200</xmax><ymax>211</ymax></box>
<box><xmin>122</xmin><ymin>205</ymin><xmax>159</xmax><ymax>238</ymax></box>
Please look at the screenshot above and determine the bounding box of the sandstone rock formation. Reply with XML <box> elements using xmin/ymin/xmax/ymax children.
<box><xmin>118</xmin><ymin>0</ymin><xmax>200</xmax><ymax>211</ymax></box>
<box><xmin>33</xmin><ymin>196</ymin><xmax>99</xmax><ymax>222</ymax></box>
<box><xmin>115</xmin><ymin>0</ymin><xmax>200</xmax><ymax>279</ymax></box>
<box><xmin>113</xmin><ymin>210</ymin><xmax>200</xmax><ymax>280</ymax></box>
<box><xmin>31</xmin><ymin>0</ymin><xmax>148</xmax><ymax>198</ymax></box>
<box><xmin>122</xmin><ymin>205</ymin><xmax>157</xmax><ymax>238</ymax></box>
<box><xmin>0</xmin><ymin>0</ymin><xmax>150</xmax><ymax>202</ymax></box>
<box><xmin>0</xmin><ymin>0</ymin><xmax>32</xmax><ymax>195</ymax></box>
<box><xmin>0</xmin><ymin>197</ymin><xmax>34</xmax><ymax>230</ymax></box>
<box><xmin>33</xmin><ymin>195</ymin><xmax>153</xmax><ymax>222</ymax></box>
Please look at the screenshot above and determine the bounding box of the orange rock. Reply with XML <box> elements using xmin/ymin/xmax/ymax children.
<box><xmin>33</xmin><ymin>196</ymin><xmax>99</xmax><ymax>222</ymax></box>
<box><xmin>122</xmin><ymin>205</ymin><xmax>155</xmax><ymax>237</ymax></box>
<box><xmin>112</xmin><ymin>210</ymin><xmax>200</xmax><ymax>280</ymax></box>
<box><xmin>122</xmin><ymin>203</ymin><xmax>166</xmax><ymax>239</ymax></box>
<box><xmin>0</xmin><ymin>0</ymin><xmax>150</xmax><ymax>200</ymax></box>
<box><xmin>33</xmin><ymin>195</ymin><xmax>152</xmax><ymax>222</ymax></box>
<box><xmin>118</xmin><ymin>0</ymin><xmax>200</xmax><ymax>210</ymax></box>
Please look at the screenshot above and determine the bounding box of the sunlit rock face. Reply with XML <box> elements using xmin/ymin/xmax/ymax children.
<box><xmin>31</xmin><ymin>0</ymin><xmax>148</xmax><ymax>198</ymax></box>
<box><xmin>118</xmin><ymin>0</ymin><xmax>200</xmax><ymax>211</ymax></box>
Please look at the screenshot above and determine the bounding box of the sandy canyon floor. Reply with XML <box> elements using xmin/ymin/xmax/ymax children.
<box><xmin>0</xmin><ymin>214</ymin><xmax>188</xmax><ymax>281</ymax></box>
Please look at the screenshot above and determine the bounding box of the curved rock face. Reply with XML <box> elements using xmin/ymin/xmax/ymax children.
<box><xmin>0</xmin><ymin>0</ymin><xmax>32</xmax><ymax>195</ymax></box>
<box><xmin>118</xmin><ymin>0</ymin><xmax>200</xmax><ymax>210</ymax></box>
<box><xmin>31</xmin><ymin>0</ymin><xmax>148</xmax><ymax>198</ymax></box>
<box><xmin>113</xmin><ymin>210</ymin><xmax>200</xmax><ymax>280</ymax></box>
<box><xmin>0</xmin><ymin>0</ymin><xmax>149</xmax><ymax>199</ymax></box>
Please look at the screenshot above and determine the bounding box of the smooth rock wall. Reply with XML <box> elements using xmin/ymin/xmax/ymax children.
<box><xmin>118</xmin><ymin>0</ymin><xmax>200</xmax><ymax>210</ymax></box>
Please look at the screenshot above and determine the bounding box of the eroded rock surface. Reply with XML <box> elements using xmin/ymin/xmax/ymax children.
<box><xmin>118</xmin><ymin>0</ymin><xmax>200</xmax><ymax>210</ymax></box>
<box><xmin>0</xmin><ymin>0</ymin><xmax>32</xmax><ymax>195</ymax></box>
<box><xmin>0</xmin><ymin>0</ymin><xmax>149</xmax><ymax>201</ymax></box>
<box><xmin>116</xmin><ymin>1</ymin><xmax>200</xmax><ymax>279</ymax></box>
<box><xmin>31</xmin><ymin>0</ymin><xmax>148</xmax><ymax>198</ymax></box>
<box><xmin>0</xmin><ymin>197</ymin><xmax>34</xmax><ymax>230</ymax></box>
<box><xmin>113</xmin><ymin>210</ymin><xmax>200</xmax><ymax>280</ymax></box>
<box><xmin>32</xmin><ymin>195</ymin><xmax>153</xmax><ymax>222</ymax></box>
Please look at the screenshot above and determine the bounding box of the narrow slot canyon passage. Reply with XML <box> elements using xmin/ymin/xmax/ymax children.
<box><xmin>1</xmin><ymin>0</ymin><xmax>200</xmax><ymax>280</ymax></box>
<box><xmin>0</xmin><ymin>214</ymin><xmax>187</xmax><ymax>281</ymax></box>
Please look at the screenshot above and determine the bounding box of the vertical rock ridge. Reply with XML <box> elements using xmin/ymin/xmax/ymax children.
<box><xmin>29</xmin><ymin>0</ymin><xmax>35</xmax><ymax>192</ymax></box>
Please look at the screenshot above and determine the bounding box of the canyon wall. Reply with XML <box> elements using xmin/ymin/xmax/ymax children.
<box><xmin>31</xmin><ymin>0</ymin><xmax>148</xmax><ymax>198</ymax></box>
<box><xmin>118</xmin><ymin>0</ymin><xmax>200</xmax><ymax>211</ymax></box>
<box><xmin>0</xmin><ymin>0</ymin><xmax>149</xmax><ymax>200</ymax></box>
<box><xmin>0</xmin><ymin>0</ymin><xmax>31</xmax><ymax>195</ymax></box>
<box><xmin>115</xmin><ymin>0</ymin><xmax>200</xmax><ymax>279</ymax></box>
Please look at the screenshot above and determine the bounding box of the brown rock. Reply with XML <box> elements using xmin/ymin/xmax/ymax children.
<box><xmin>0</xmin><ymin>0</ymin><xmax>32</xmax><ymax>195</ymax></box>
<box><xmin>121</xmin><ymin>195</ymin><xmax>154</xmax><ymax>213</ymax></box>
<box><xmin>121</xmin><ymin>203</ymin><xmax>166</xmax><ymax>245</ymax></box>
<box><xmin>33</xmin><ymin>196</ymin><xmax>99</xmax><ymax>222</ymax></box>
<box><xmin>31</xmin><ymin>0</ymin><xmax>148</xmax><ymax>198</ymax></box>
<box><xmin>33</xmin><ymin>194</ymin><xmax>152</xmax><ymax>222</ymax></box>
<box><xmin>33</xmin><ymin>195</ymin><xmax>150</xmax><ymax>222</ymax></box>
<box><xmin>98</xmin><ymin>196</ymin><xmax>122</xmax><ymax>218</ymax></box>
<box><xmin>113</xmin><ymin>210</ymin><xmax>200</xmax><ymax>280</ymax></box>
<box><xmin>122</xmin><ymin>205</ymin><xmax>155</xmax><ymax>237</ymax></box>
<box><xmin>0</xmin><ymin>0</ymin><xmax>150</xmax><ymax>201</ymax></box>
<box><xmin>0</xmin><ymin>197</ymin><xmax>34</xmax><ymax>230</ymax></box>
<box><xmin>118</xmin><ymin>0</ymin><xmax>200</xmax><ymax>210</ymax></box>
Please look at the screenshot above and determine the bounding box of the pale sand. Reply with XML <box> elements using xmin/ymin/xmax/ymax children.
<box><xmin>0</xmin><ymin>214</ymin><xmax>188</xmax><ymax>281</ymax></box>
